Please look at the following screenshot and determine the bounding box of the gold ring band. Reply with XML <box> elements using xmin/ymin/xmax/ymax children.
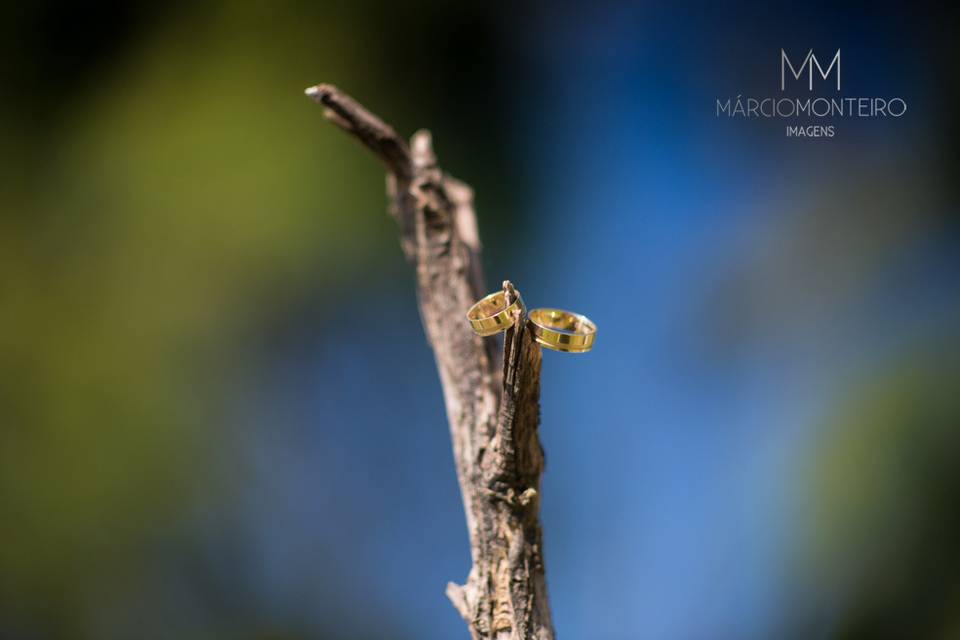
<box><xmin>528</xmin><ymin>308</ymin><xmax>596</xmax><ymax>353</ymax></box>
<box><xmin>467</xmin><ymin>290</ymin><xmax>525</xmax><ymax>337</ymax></box>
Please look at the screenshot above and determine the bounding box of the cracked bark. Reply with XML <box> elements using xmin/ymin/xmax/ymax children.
<box><xmin>306</xmin><ymin>84</ymin><xmax>554</xmax><ymax>640</ymax></box>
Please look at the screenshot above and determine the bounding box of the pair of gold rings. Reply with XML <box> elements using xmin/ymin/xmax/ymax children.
<box><xmin>466</xmin><ymin>289</ymin><xmax>596</xmax><ymax>353</ymax></box>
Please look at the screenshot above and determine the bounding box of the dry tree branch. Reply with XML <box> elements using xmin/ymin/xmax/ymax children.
<box><xmin>307</xmin><ymin>84</ymin><xmax>554</xmax><ymax>640</ymax></box>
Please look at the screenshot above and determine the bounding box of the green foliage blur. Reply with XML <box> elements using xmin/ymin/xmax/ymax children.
<box><xmin>805</xmin><ymin>348</ymin><xmax>960</xmax><ymax>639</ymax></box>
<box><xmin>0</xmin><ymin>2</ymin><xmax>517</xmax><ymax>637</ymax></box>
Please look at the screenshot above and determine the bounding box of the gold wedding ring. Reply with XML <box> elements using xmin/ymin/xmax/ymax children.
<box><xmin>528</xmin><ymin>308</ymin><xmax>597</xmax><ymax>353</ymax></box>
<box><xmin>467</xmin><ymin>290</ymin><xmax>525</xmax><ymax>336</ymax></box>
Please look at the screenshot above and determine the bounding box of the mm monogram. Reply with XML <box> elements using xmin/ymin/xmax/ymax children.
<box><xmin>781</xmin><ymin>49</ymin><xmax>841</xmax><ymax>91</ymax></box>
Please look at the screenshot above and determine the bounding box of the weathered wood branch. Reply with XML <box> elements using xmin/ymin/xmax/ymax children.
<box><xmin>307</xmin><ymin>84</ymin><xmax>554</xmax><ymax>639</ymax></box>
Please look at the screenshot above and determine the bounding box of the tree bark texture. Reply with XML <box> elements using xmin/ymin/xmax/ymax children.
<box><xmin>307</xmin><ymin>84</ymin><xmax>555</xmax><ymax>640</ymax></box>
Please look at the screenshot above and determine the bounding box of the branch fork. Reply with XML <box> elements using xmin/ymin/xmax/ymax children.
<box><xmin>307</xmin><ymin>84</ymin><xmax>554</xmax><ymax>640</ymax></box>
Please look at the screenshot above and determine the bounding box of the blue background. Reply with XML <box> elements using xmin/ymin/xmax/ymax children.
<box><xmin>2</xmin><ymin>1</ymin><xmax>958</xmax><ymax>638</ymax></box>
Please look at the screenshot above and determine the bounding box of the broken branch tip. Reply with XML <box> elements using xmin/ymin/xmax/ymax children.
<box><xmin>304</xmin><ymin>83</ymin><xmax>338</xmax><ymax>103</ymax></box>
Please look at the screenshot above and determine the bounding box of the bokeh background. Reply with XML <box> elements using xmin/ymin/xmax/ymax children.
<box><xmin>2</xmin><ymin>1</ymin><xmax>959</xmax><ymax>638</ymax></box>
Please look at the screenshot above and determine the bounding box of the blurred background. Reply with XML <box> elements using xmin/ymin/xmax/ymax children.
<box><xmin>2</xmin><ymin>1</ymin><xmax>959</xmax><ymax>638</ymax></box>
